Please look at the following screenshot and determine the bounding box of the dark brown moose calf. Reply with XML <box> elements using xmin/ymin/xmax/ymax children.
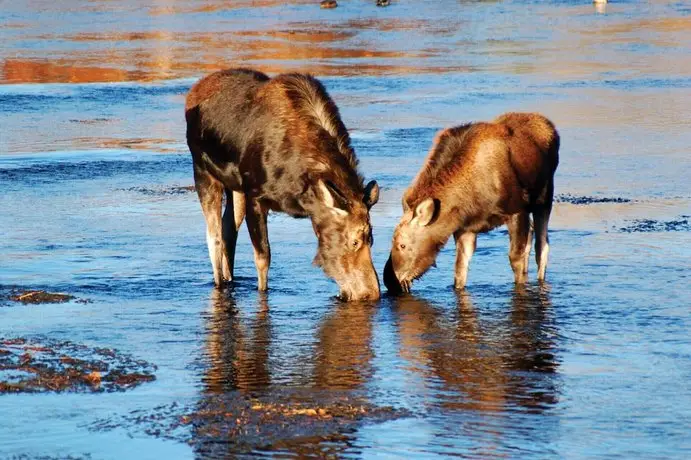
<box><xmin>384</xmin><ymin>112</ymin><xmax>559</xmax><ymax>293</ymax></box>
<box><xmin>186</xmin><ymin>69</ymin><xmax>380</xmax><ymax>300</ymax></box>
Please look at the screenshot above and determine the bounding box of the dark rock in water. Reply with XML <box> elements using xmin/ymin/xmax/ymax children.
<box><xmin>555</xmin><ymin>194</ymin><xmax>631</xmax><ymax>205</ymax></box>
<box><xmin>320</xmin><ymin>0</ymin><xmax>338</xmax><ymax>8</ymax></box>
<box><xmin>68</xmin><ymin>117</ymin><xmax>115</xmax><ymax>125</ymax></box>
<box><xmin>377</xmin><ymin>0</ymin><xmax>391</xmax><ymax>6</ymax></box>
<box><xmin>9</xmin><ymin>290</ymin><xmax>74</xmax><ymax>304</ymax></box>
<box><xmin>122</xmin><ymin>185</ymin><xmax>196</xmax><ymax>196</ymax></box>
<box><xmin>0</xmin><ymin>337</ymin><xmax>157</xmax><ymax>393</ymax></box>
<box><xmin>89</xmin><ymin>389</ymin><xmax>409</xmax><ymax>456</ymax></box>
<box><xmin>618</xmin><ymin>216</ymin><xmax>690</xmax><ymax>233</ymax></box>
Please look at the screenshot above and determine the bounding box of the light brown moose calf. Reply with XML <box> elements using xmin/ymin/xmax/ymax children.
<box><xmin>383</xmin><ymin>113</ymin><xmax>559</xmax><ymax>293</ymax></box>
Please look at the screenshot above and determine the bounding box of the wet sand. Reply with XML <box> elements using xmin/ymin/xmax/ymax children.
<box><xmin>1</xmin><ymin>1</ymin><xmax>690</xmax><ymax>458</ymax></box>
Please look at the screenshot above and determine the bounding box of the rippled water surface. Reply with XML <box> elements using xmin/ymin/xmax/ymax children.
<box><xmin>1</xmin><ymin>1</ymin><xmax>690</xmax><ymax>458</ymax></box>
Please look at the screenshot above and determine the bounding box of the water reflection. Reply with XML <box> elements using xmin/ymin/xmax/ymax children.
<box><xmin>203</xmin><ymin>288</ymin><xmax>271</xmax><ymax>393</ymax></box>
<box><xmin>202</xmin><ymin>290</ymin><xmax>377</xmax><ymax>393</ymax></box>
<box><xmin>393</xmin><ymin>286</ymin><xmax>559</xmax><ymax>414</ymax></box>
<box><xmin>315</xmin><ymin>300</ymin><xmax>375</xmax><ymax>390</ymax></box>
<box><xmin>3</xmin><ymin>0</ymin><xmax>690</xmax><ymax>87</ymax></box>
<box><xmin>194</xmin><ymin>290</ymin><xmax>381</xmax><ymax>457</ymax></box>
<box><xmin>2</xmin><ymin>59</ymin><xmax>149</xmax><ymax>84</ymax></box>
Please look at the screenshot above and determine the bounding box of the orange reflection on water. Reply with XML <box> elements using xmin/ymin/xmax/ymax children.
<box><xmin>96</xmin><ymin>137</ymin><xmax>179</xmax><ymax>152</ymax></box>
<box><xmin>1</xmin><ymin>11</ymin><xmax>466</xmax><ymax>84</ymax></box>
<box><xmin>593</xmin><ymin>16</ymin><xmax>691</xmax><ymax>35</ymax></box>
<box><xmin>63</xmin><ymin>31</ymin><xmax>178</xmax><ymax>42</ymax></box>
<box><xmin>235</xmin><ymin>29</ymin><xmax>358</xmax><ymax>43</ymax></box>
<box><xmin>149</xmin><ymin>0</ymin><xmax>313</xmax><ymax>16</ymax></box>
<box><xmin>4</xmin><ymin>3</ymin><xmax>688</xmax><ymax>85</ymax></box>
<box><xmin>2</xmin><ymin>59</ymin><xmax>151</xmax><ymax>84</ymax></box>
<box><xmin>1</xmin><ymin>49</ymin><xmax>463</xmax><ymax>85</ymax></box>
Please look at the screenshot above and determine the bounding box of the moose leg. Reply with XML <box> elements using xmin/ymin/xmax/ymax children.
<box><xmin>507</xmin><ymin>212</ymin><xmax>531</xmax><ymax>284</ymax></box>
<box><xmin>454</xmin><ymin>231</ymin><xmax>477</xmax><ymax>290</ymax></box>
<box><xmin>524</xmin><ymin>220</ymin><xmax>533</xmax><ymax>277</ymax></box>
<box><xmin>194</xmin><ymin>166</ymin><xmax>225</xmax><ymax>286</ymax></box>
<box><xmin>533</xmin><ymin>188</ymin><xmax>553</xmax><ymax>281</ymax></box>
<box><xmin>245</xmin><ymin>198</ymin><xmax>271</xmax><ymax>291</ymax></box>
<box><xmin>221</xmin><ymin>190</ymin><xmax>246</xmax><ymax>281</ymax></box>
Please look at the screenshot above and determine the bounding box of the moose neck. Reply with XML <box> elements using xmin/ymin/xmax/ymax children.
<box><xmin>302</xmin><ymin>175</ymin><xmax>363</xmax><ymax>224</ymax></box>
<box><xmin>428</xmin><ymin>215</ymin><xmax>456</xmax><ymax>255</ymax></box>
<box><xmin>422</xmin><ymin>184</ymin><xmax>476</xmax><ymax>244</ymax></box>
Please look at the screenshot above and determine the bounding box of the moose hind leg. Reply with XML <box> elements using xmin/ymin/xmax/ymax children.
<box><xmin>533</xmin><ymin>203</ymin><xmax>552</xmax><ymax>282</ymax></box>
<box><xmin>524</xmin><ymin>219</ymin><xmax>533</xmax><ymax>276</ymax></box>
<box><xmin>245</xmin><ymin>198</ymin><xmax>271</xmax><ymax>291</ymax></box>
<box><xmin>222</xmin><ymin>190</ymin><xmax>247</xmax><ymax>281</ymax></box>
<box><xmin>194</xmin><ymin>167</ymin><xmax>225</xmax><ymax>286</ymax></box>
<box><xmin>507</xmin><ymin>212</ymin><xmax>531</xmax><ymax>284</ymax></box>
<box><xmin>454</xmin><ymin>231</ymin><xmax>477</xmax><ymax>290</ymax></box>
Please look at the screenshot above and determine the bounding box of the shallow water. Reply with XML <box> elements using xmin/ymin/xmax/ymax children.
<box><xmin>1</xmin><ymin>1</ymin><xmax>690</xmax><ymax>458</ymax></box>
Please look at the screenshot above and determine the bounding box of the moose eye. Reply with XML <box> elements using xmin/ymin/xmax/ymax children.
<box><xmin>399</xmin><ymin>243</ymin><xmax>406</xmax><ymax>250</ymax></box>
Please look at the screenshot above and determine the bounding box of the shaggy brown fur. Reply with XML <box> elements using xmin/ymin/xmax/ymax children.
<box><xmin>186</xmin><ymin>68</ymin><xmax>380</xmax><ymax>300</ymax></box>
<box><xmin>385</xmin><ymin>112</ymin><xmax>559</xmax><ymax>293</ymax></box>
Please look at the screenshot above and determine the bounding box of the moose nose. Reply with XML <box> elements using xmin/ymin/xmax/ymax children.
<box><xmin>343</xmin><ymin>262</ymin><xmax>380</xmax><ymax>301</ymax></box>
<box><xmin>348</xmin><ymin>282</ymin><xmax>380</xmax><ymax>302</ymax></box>
<box><xmin>359</xmin><ymin>268</ymin><xmax>381</xmax><ymax>301</ymax></box>
<box><xmin>356</xmin><ymin>251</ymin><xmax>381</xmax><ymax>301</ymax></box>
<box><xmin>383</xmin><ymin>255</ymin><xmax>403</xmax><ymax>294</ymax></box>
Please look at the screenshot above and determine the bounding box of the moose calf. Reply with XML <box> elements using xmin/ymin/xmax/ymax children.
<box><xmin>384</xmin><ymin>113</ymin><xmax>559</xmax><ymax>293</ymax></box>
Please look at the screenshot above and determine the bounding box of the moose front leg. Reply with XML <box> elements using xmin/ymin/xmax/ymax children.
<box><xmin>454</xmin><ymin>231</ymin><xmax>477</xmax><ymax>290</ymax></box>
<box><xmin>245</xmin><ymin>198</ymin><xmax>271</xmax><ymax>291</ymax></box>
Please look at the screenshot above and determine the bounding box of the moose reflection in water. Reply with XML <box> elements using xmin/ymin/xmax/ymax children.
<box><xmin>202</xmin><ymin>289</ymin><xmax>376</xmax><ymax>395</ymax></box>
<box><xmin>314</xmin><ymin>300</ymin><xmax>375</xmax><ymax>391</ymax></box>
<box><xmin>393</xmin><ymin>286</ymin><xmax>559</xmax><ymax>414</ymax></box>
<box><xmin>192</xmin><ymin>286</ymin><xmax>558</xmax><ymax>456</ymax></box>
<box><xmin>202</xmin><ymin>289</ymin><xmax>272</xmax><ymax>393</ymax></box>
<box><xmin>194</xmin><ymin>289</ymin><xmax>377</xmax><ymax>457</ymax></box>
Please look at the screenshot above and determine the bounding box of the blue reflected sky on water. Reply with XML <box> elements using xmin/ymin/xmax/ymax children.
<box><xmin>1</xmin><ymin>1</ymin><xmax>690</xmax><ymax>458</ymax></box>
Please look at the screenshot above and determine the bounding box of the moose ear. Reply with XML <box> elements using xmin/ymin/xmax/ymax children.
<box><xmin>363</xmin><ymin>180</ymin><xmax>379</xmax><ymax>209</ymax></box>
<box><xmin>317</xmin><ymin>180</ymin><xmax>349</xmax><ymax>216</ymax></box>
<box><xmin>412</xmin><ymin>198</ymin><xmax>440</xmax><ymax>227</ymax></box>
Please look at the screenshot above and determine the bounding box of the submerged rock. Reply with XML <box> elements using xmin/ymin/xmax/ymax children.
<box><xmin>0</xmin><ymin>337</ymin><xmax>156</xmax><ymax>393</ymax></box>
<box><xmin>89</xmin><ymin>389</ymin><xmax>409</xmax><ymax>456</ymax></box>
<box><xmin>9</xmin><ymin>290</ymin><xmax>74</xmax><ymax>304</ymax></box>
